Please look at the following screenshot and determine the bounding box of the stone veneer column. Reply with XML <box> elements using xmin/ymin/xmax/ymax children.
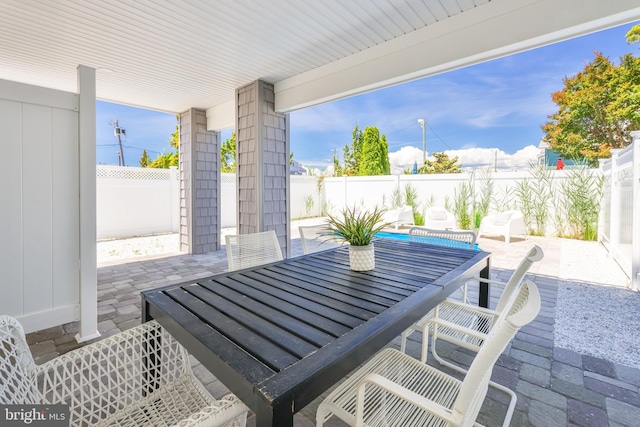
<box><xmin>179</xmin><ymin>108</ymin><xmax>221</xmax><ymax>254</ymax></box>
<box><xmin>236</xmin><ymin>80</ymin><xmax>290</xmax><ymax>257</ymax></box>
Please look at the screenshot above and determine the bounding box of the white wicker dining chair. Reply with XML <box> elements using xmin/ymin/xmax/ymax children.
<box><xmin>0</xmin><ymin>316</ymin><xmax>249</xmax><ymax>427</ymax></box>
<box><xmin>316</xmin><ymin>279</ymin><xmax>541</xmax><ymax>427</ymax></box>
<box><xmin>225</xmin><ymin>230</ymin><xmax>284</xmax><ymax>271</ymax></box>
<box><xmin>399</xmin><ymin>244</ymin><xmax>544</xmax><ymax>427</ymax></box>
<box><xmin>298</xmin><ymin>224</ymin><xmax>340</xmax><ymax>254</ymax></box>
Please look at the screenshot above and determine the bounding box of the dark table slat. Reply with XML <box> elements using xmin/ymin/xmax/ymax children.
<box><xmin>238</xmin><ymin>270</ymin><xmax>389</xmax><ymax>320</ymax></box>
<box><xmin>166</xmin><ymin>287</ymin><xmax>299</xmax><ymax>371</ymax></box>
<box><xmin>275</xmin><ymin>260</ymin><xmax>421</xmax><ymax>296</ymax></box>
<box><xmin>185</xmin><ymin>284</ymin><xmax>320</xmax><ymax>358</ymax></box>
<box><xmin>143</xmin><ymin>288</ymin><xmax>276</xmax><ymax>386</ymax></box>
<box><xmin>198</xmin><ymin>279</ymin><xmax>337</xmax><ymax>348</ymax></box>
<box><xmin>256</xmin><ymin>265</ymin><xmax>402</xmax><ymax>308</ymax></box>
<box><xmin>213</xmin><ymin>275</ymin><xmax>356</xmax><ymax>335</ymax></box>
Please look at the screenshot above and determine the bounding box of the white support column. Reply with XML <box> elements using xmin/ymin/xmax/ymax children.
<box><xmin>630</xmin><ymin>131</ymin><xmax>640</xmax><ymax>291</ymax></box>
<box><xmin>76</xmin><ymin>65</ymin><xmax>100</xmax><ymax>343</ymax></box>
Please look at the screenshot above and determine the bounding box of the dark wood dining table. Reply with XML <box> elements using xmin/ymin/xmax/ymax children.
<box><xmin>141</xmin><ymin>238</ymin><xmax>491</xmax><ymax>427</ymax></box>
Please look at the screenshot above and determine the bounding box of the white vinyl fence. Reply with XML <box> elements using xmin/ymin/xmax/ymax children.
<box><xmin>97</xmin><ymin>167</ymin><xmax>322</xmax><ymax>238</ymax></box>
<box><xmin>599</xmin><ymin>132</ymin><xmax>640</xmax><ymax>290</ymax></box>
<box><xmin>98</xmin><ymin>158</ymin><xmax>638</xmax><ymax>291</ymax></box>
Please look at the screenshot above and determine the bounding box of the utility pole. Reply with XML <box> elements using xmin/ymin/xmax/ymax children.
<box><xmin>109</xmin><ymin>119</ymin><xmax>126</xmax><ymax>166</ymax></box>
<box><xmin>417</xmin><ymin>118</ymin><xmax>426</xmax><ymax>164</ymax></box>
<box><xmin>494</xmin><ymin>149</ymin><xmax>498</xmax><ymax>172</ymax></box>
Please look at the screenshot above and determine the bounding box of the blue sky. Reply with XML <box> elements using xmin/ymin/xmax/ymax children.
<box><xmin>97</xmin><ymin>21</ymin><xmax>639</xmax><ymax>172</ymax></box>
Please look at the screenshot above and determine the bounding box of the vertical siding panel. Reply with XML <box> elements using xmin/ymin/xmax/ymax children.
<box><xmin>22</xmin><ymin>103</ymin><xmax>53</xmax><ymax>314</ymax></box>
<box><xmin>52</xmin><ymin>108</ymin><xmax>79</xmax><ymax>307</ymax></box>
<box><xmin>0</xmin><ymin>99</ymin><xmax>24</xmax><ymax>316</ymax></box>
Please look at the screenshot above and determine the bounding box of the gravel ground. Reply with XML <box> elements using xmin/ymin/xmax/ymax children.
<box><xmin>555</xmin><ymin>281</ymin><xmax>640</xmax><ymax>369</ymax></box>
<box><xmin>553</xmin><ymin>238</ymin><xmax>639</xmax><ymax>369</ymax></box>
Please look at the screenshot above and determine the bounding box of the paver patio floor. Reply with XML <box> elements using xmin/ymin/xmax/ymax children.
<box><xmin>26</xmin><ymin>234</ymin><xmax>640</xmax><ymax>426</ymax></box>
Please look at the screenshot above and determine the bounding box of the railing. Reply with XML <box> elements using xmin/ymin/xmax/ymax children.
<box><xmin>599</xmin><ymin>131</ymin><xmax>640</xmax><ymax>290</ymax></box>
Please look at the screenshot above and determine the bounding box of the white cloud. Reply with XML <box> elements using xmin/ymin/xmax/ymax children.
<box><xmin>388</xmin><ymin>145</ymin><xmax>540</xmax><ymax>174</ymax></box>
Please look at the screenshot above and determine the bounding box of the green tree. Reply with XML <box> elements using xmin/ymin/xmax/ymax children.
<box><xmin>626</xmin><ymin>23</ymin><xmax>640</xmax><ymax>44</ymax></box>
<box><xmin>146</xmin><ymin>116</ymin><xmax>179</xmax><ymax>168</ymax></box>
<box><xmin>342</xmin><ymin>123</ymin><xmax>363</xmax><ymax>176</ymax></box>
<box><xmin>417</xmin><ymin>152</ymin><xmax>461</xmax><ymax>174</ymax></box>
<box><xmin>332</xmin><ymin>151</ymin><xmax>343</xmax><ymax>176</ymax></box>
<box><xmin>359</xmin><ymin>126</ymin><xmax>390</xmax><ymax>175</ymax></box>
<box><xmin>139</xmin><ymin>149</ymin><xmax>152</xmax><ymax>167</ymax></box>
<box><xmin>221</xmin><ymin>131</ymin><xmax>236</xmax><ymax>173</ymax></box>
<box><xmin>339</xmin><ymin>123</ymin><xmax>390</xmax><ymax>176</ymax></box>
<box><xmin>148</xmin><ymin>151</ymin><xmax>178</xmax><ymax>168</ymax></box>
<box><xmin>541</xmin><ymin>52</ymin><xmax>640</xmax><ymax>165</ymax></box>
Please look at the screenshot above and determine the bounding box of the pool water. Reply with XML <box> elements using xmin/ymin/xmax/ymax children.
<box><xmin>376</xmin><ymin>231</ymin><xmax>480</xmax><ymax>250</ymax></box>
<box><xmin>375</xmin><ymin>231</ymin><xmax>410</xmax><ymax>241</ymax></box>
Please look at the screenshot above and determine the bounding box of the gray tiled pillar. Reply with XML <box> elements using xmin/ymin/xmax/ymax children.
<box><xmin>179</xmin><ymin>108</ymin><xmax>221</xmax><ymax>254</ymax></box>
<box><xmin>236</xmin><ymin>80</ymin><xmax>291</xmax><ymax>257</ymax></box>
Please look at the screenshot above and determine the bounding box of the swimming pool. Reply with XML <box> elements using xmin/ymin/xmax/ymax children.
<box><xmin>375</xmin><ymin>231</ymin><xmax>410</xmax><ymax>241</ymax></box>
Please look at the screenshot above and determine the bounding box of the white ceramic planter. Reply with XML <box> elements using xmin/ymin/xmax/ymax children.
<box><xmin>349</xmin><ymin>243</ymin><xmax>375</xmax><ymax>271</ymax></box>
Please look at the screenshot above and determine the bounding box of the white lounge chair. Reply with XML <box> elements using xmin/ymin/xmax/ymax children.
<box><xmin>0</xmin><ymin>316</ymin><xmax>249</xmax><ymax>427</ymax></box>
<box><xmin>316</xmin><ymin>279</ymin><xmax>541</xmax><ymax>427</ymax></box>
<box><xmin>298</xmin><ymin>223</ymin><xmax>340</xmax><ymax>254</ymax></box>
<box><xmin>478</xmin><ymin>209</ymin><xmax>527</xmax><ymax>243</ymax></box>
<box><xmin>382</xmin><ymin>205</ymin><xmax>414</xmax><ymax>230</ymax></box>
<box><xmin>399</xmin><ymin>245</ymin><xmax>544</xmax><ymax>427</ymax></box>
<box><xmin>225</xmin><ymin>230</ymin><xmax>283</xmax><ymax>271</ymax></box>
<box><xmin>424</xmin><ymin>206</ymin><xmax>456</xmax><ymax>229</ymax></box>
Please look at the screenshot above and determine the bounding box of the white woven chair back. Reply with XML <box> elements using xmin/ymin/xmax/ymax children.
<box><xmin>225</xmin><ymin>230</ymin><xmax>284</xmax><ymax>271</ymax></box>
<box><xmin>0</xmin><ymin>315</ymin><xmax>39</xmax><ymax>404</ymax></box>
<box><xmin>454</xmin><ymin>280</ymin><xmax>541</xmax><ymax>425</ymax></box>
<box><xmin>409</xmin><ymin>227</ymin><xmax>477</xmax><ymax>249</ymax></box>
<box><xmin>495</xmin><ymin>245</ymin><xmax>544</xmax><ymax>312</ymax></box>
<box><xmin>298</xmin><ymin>224</ymin><xmax>339</xmax><ymax>254</ymax></box>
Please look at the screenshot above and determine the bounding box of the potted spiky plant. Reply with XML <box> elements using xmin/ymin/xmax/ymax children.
<box><xmin>326</xmin><ymin>206</ymin><xmax>388</xmax><ymax>271</ymax></box>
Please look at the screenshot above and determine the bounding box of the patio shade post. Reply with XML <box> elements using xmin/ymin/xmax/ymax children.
<box><xmin>236</xmin><ymin>80</ymin><xmax>291</xmax><ymax>258</ymax></box>
<box><xmin>179</xmin><ymin>109</ymin><xmax>221</xmax><ymax>254</ymax></box>
<box><xmin>76</xmin><ymin>65</ymin><xmax>100</xmax><ymax>343</ymax></box>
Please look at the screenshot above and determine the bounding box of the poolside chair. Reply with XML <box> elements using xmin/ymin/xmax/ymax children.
<box><xmin>424</xmin><ymin>206</ymin><xmax>456</xmax><ymax>229</ymax></box>
<box><xmin>225</xmin><ymin>230</ymin><xmax>283</xmax><ymax>271</ymax></box>
<box><xmin>382</xmin><ymin>205</ymin><xmax>414</xmax><ymax>230</ymax></box>
<box><xmin>299</xmin><ymin>223</ymin><xmax>340</xmax><ymax>254</ymax></box>
<box><xmin>399</xmin><ymin>245</ymin><xmax>544</xmax><ymax>427</ymax></box>
<box><xmin>0</xmin><ymin>315</ymin><xmax>249</xmax><ymax>427</ymax></box>
<box><xmin>317</xmin><ymin>279</ymin><xmax>541</xmax><ymax>427</ymax></box>
<box><xmin>478</xmin><ymin>209</ymin><xmax>527</xmax><ymax>243</ymax></box>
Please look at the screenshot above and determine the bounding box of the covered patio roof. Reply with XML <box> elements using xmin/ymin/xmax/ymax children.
<box><xmin>1</xmin><ymin>0</ymin><xmax>639</xmax><ymax>129</ymax></box>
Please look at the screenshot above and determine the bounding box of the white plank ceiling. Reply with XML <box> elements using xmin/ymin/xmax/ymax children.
<box><xmin>0</xmin><ymin>0</ymin><xmax>638</xmax><ymax>116</ymax></box>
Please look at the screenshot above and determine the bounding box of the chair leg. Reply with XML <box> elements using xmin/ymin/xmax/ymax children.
<box><xmin>430</xmin><ymin>336</ymin><xmax>517</xmax><ymax>427</ymax></box>
<box><xmin>399</xmin><ymin>329</ymin><xmax>412</xmax><ymax>354</ymax></box>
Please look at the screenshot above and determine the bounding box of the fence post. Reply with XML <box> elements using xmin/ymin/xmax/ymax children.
<box><xmin>609</xmin><ymin>149</ymin><xmax>621</xmax><ymax>269</ymax></box>
<box><xmin>631</xmin><ymin>131</ymin><xmax>640</xmax><ymax>291</ymax></box>
<box><xmin>597</xmin><ymin>158</ymin><xmax>607</xmax><ymax>243</ymax></box>
<box><xmin>170</xmin><ymin>166</ymin><xmax>179</xmax><ymax>233</ymax></box>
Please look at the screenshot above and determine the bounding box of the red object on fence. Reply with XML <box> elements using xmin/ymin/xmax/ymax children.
<box><xmin>556</xmin><ymin>158</ymin><xmax>565</xmax><ymax>170</ymax></box>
